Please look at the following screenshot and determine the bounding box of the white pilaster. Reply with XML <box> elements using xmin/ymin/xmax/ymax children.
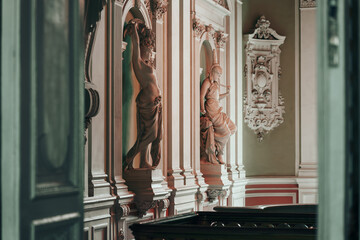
<box><xmin>299</xmin><ymin>5</ymin><xmax>318</xmax><ymax>178</ymax></box>
<box><xmin>298</xmin><ymin>2</ymin><xmax>318</xmax><ymax>204</ymax></box>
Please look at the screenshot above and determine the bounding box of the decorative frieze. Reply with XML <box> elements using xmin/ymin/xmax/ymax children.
<box><xmin>300</xmin><ymin>0</ymin><xmax>316</xmax><ymax>8</ymax></box>
<box><xmin>244</xmin><ymin>16</ymin><xmax>286</xmax><ymax>141</ymax></box>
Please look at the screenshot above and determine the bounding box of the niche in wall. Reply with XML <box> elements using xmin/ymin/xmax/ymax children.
<box><xmin>200</xmin><ymin>40</ymin><xmax>213</xmax><ymax>85</ymax></box>
<box><xmin>122</xmin><ymin>8</ymin><xmax>147</xmax><ymax>169</ymax></box>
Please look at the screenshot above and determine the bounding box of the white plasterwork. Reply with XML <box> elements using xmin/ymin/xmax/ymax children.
<box><xmin>244</xmin><ymin>16</ymin><xmax>286</xmax><ymax>141</ymax></box>
<box><xmin>297</xmin><ymin>177</ymin><xmax>318</xmax><ymax>203</ymax></box>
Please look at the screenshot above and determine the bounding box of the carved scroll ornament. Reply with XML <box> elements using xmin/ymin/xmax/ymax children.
<box><xmin>244</xmin><ymin>16</ymin><xmax>285</xmax><ymax>141</ymax></box>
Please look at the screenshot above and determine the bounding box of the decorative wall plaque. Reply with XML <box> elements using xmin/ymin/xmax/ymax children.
<box><xmin>243</xmin><ymin>16</ymin><xmax>285</xmax><ymax>141</ymax></box>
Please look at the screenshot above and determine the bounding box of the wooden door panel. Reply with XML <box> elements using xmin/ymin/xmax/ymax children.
<box><xmin>1</xmin><ymin>0</ymin><xmax>84</xmax><ymax>239</ymax></box>
<box><xmin>32</xmin><ymin>0</ymin><xmax>81</xmax><ymax>199</ymax></box>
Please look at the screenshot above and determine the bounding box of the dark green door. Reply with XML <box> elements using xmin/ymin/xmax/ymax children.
<box><xmin>1</xmin><ymin>0</ymin><xmax>84</xmax><ymax>239</ymax></box>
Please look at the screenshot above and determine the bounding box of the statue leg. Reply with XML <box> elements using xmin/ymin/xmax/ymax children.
<box><xmin>151</xmin><ymin>137</ymin><xmax>161</xmax><ymax>167</ymax></box>
<box><xmin>151</xmin><ymin>109</ymin><xmax>162</xmax><ymax>168</ymax></box>
<box><xmin>140</xmin><ymin>146</ymin><xmax>152</xmax><ymax>168</ymax></box>
<box><xmin>125</xmin><ymin>140</ymin><xmax>140</xmax><ymax>170</ymax></box>
<box><xmin>217</xmin><ymin>154</ymin><xmax>225</xmax><ymax>164</ymax></box>
<box><xmin>125</xmin><ymin>137</ymin><xmax>153</xmax><ymax>170</ymax></box>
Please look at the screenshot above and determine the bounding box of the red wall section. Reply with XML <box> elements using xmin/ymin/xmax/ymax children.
<box><xmin>245</xmin><ymin>184</ymin><xmax>299</xmax><ymax>206</ymax></box>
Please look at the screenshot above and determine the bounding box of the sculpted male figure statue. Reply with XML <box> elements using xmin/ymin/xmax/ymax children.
<box><xmin>200</xmin><ymin>62</ymin><xmax>237</xmax><ymax>164</ymax></box>
<box><xmin>124</xmin><ymin>19</ymin><xmax>162</xmax><ymax>170</ymax></box>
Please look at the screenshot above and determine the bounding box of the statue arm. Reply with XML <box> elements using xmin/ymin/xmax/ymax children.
<box><xmin>130</xmin><ymin>24</ymin><xmax>142</xmax><ymax>72</ymax></box>
<box><xmin>219</xmin><ymin>91</ymin><xmax>230</xmax><ymax>99</ymax></box>
<box><xmin>200</xmin><ymin>79</ymin><xmax>210</xmax><ymax>114</ymax></box>
<box><xmin>219</xmin><ymin>86</ymin><xmax>230</xmax><ymax>99</ymax></box>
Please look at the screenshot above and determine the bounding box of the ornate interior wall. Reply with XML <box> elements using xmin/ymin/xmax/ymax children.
<box><xmin>82</xmin><ymin>0</ymin><xmax>318</xmax><ymax>239</ymax></box>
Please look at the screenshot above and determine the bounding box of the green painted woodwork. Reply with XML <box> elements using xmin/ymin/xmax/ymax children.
<box><xmin>122</xmin><ymin>34</ymin><xmax>134</xmax><ymax>169</ymax></box>
<box><xmin>1</xmin><ymin>0</ymin><xmax>84</xmax><ymax>239</ymax></box>
<box><xmin>317</xmin><ymin>1</ymin><xmax>346</xmax><ymax>240</ymax></box>
<box><xmin>1</xmin><ymin>1</ymin><xmax>21</xmax><ymax>239</ymax></box>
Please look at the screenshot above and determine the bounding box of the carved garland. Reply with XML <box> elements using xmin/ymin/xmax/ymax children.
<box><xmin>300</xmin><ymin>0</ymin><xmax>316</xmax><ymax>8</ymax></box>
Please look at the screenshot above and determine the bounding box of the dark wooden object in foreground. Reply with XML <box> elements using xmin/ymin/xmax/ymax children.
<box><xmin>214</xmin><ymin>204</ymin><xmax>317</xmax><ymax>214</ymax></box>
<box><xmin>130</xmin><ymin>211</ymin><xmax>316</xmax><ymax>240</ymax></box>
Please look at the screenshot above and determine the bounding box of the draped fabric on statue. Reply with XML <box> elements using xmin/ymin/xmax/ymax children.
<box><xmin>135</xmin><ymin>95</ymin><xmax>162</xmax><ymax>167</ymax></box>
<box><xmin>200</xmin><ymin>81</ymin><xmax>236</xmax><ymax>163</ymax></box>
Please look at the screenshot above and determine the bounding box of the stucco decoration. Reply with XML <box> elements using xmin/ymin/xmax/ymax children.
<box><xmin>215</xmin><ymin>31</ymin><xmax>228</xmax><ymax>48</ymax></box>
<box><xmin>152</xmin><ymin>0</ymin><xmax>168</xmax><ymax>20</ymax></box>
<box><xmin>193</xmin><ymin>17</ymin><xmax>206</xmax><ymax>39</ymax></box>
<box><xmin>144</xmin><ymin>0</ymin><xmax>168</xmax><ymax>21</ymax></box>
<box><xmin>206</xmin><ymin>25</ymin><xmax>216</xmax><ymax>42</ymax></box>
<box><xmin>244</xmin><ymin>16</ymin><xmax>285</xmax><ymax>141</ymax></box>
<box><xmin>213</xmin><ymin>0</ymin><xmax>229</xmax><ymax>10</ymax></box>
<box><xmin>300</xmin><ymin>0</ymin><xmax>316</xmax><ymax>8</ymax></box>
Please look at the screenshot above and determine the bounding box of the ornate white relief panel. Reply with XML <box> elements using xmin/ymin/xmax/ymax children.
<box><xmin>243</xmin><ymin>16</ymin><xmax>286</xmax><ymax>141</ymax></box>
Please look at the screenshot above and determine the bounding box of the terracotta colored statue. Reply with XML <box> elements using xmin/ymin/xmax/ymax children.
<box><xmin>124</xmin><ymin>19</ymin><xmax>162</xmax><ymax>170</ymax></box>
<box><xmin>200</xmin><ymin>62</ymin><xmax>236</xmax><ymax>164</ymax></box>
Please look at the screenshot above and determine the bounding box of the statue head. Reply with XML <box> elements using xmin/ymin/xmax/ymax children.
<box><xmin>137</xmin><ymin>23</ymin><xmax>156</xmax><ymax>63</ymax></box>
<box><xmin>209</xmin><ymin>64</ymin><xmax>222</xmax><ymax>83</ymax></box>
<box><xmin>209</xmin><ymin>49</ymin><xmax>222</xmax><ymax>82</ymax></box>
